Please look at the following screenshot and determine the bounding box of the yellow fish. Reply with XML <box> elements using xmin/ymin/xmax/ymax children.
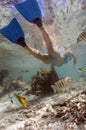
<box><xmin>11</xmin><ymin>95</ymin><xmax>27</xmax><ymax>107</ymax></box>
<box><xmin>78</xmin><ymin>67</ymin><xmax>85</xmax><ymax>72</ymax></box>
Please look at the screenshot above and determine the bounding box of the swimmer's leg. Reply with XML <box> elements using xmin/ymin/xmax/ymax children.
<box><xmin>32</xmin><ymin>18</ymin><xmax>56</xmax><ymax>55</ymax></box>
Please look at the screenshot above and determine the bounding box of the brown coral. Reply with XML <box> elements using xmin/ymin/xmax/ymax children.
<box><xmin>31</xmin><ymin>68</ymin><xmax>59</xmax><ymax>96</ymax></box>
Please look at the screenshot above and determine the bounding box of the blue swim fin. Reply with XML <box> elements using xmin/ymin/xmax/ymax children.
<box><xmin>15</xmin><ymin>0</ymin><xmax>42</xmax><ymax>24</ymax></box>
<box><xmin>0</xmin><ymin>18</ymin><xmax>25</xmax><ymax>44</ymax></box>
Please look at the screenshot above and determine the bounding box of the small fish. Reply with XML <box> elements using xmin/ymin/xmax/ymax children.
<box><xmin>77</xmin><ymin>31</ymin><xmax>86</xmax><ymax>43</ymax></box>
<box><xmin>11</xmin><ymin>95</ymin><xmax>27</xmax><ymax>107</ymax></box>
<box><xmin>51</xmin><ymin>77</ymin><xmax>72</xmax><ymax>93</ymax></box>
<box><xmin>78</xmin><ymin>67</ymin><xmax>85</xmax><ymax>72</ymax></box>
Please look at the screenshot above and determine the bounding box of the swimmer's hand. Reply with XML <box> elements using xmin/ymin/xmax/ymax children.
<box><xmin>33</xmin><ymin>18</ymin><xmax>42</xmax><ymax>28</ymax></box>
<box><xmin>66</xmin><ymin>51</ymin><xmax>77</xmax><ymax>65</ymax></box>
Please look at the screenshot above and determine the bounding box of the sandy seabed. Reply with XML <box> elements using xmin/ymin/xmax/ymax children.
<box><xmin>0</xmin><ymin>79</ymin><xmax>86</xmax><ymax>130</ymax></box>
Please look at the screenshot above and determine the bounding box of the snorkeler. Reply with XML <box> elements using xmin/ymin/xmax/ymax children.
<box><xmin>0</xmin><ymin>0</ymin><xmax>77</xmax><ymax>69</ymax></box>
<box><xmin>15</xmin><ymin>0</ymin><xmax>76</xmax><ymax>67</ymax></box>
<box><xmin>18</xmin><ymin>18</ymin><xmax>77</xmax><ymax>69</ymax></box>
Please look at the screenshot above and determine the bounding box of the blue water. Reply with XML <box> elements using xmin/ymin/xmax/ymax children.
<box><xmin>22</xmin><ymin>44</ymin><xmax>86</xmax><ymax>82</ymax></box>
<box><xmin>0</xmin><ymin>43</ymin><xmax>86</xmax><ymax>83</ymax></box>
<box><xmin>55</xmin><ymin>44</ymin><xmax>86</xmax><ymax>80</ymax></box>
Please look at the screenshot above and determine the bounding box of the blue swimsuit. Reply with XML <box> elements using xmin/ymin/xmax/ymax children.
<box><xmin>49</xmin><ymin>54</ymin><xmax>71</xmax><ymax>66</ymax></box>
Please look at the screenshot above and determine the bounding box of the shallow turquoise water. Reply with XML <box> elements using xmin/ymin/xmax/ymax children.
<box><xmin>0</xmin><ymin>44</ymin><xmax>86</xmax><ymax>83</ymax></box>
<box><xmin>55</xmin><ymin>44</ymin><xmax>86</xmax><ymax>80</ymax></box>
<box><xmin>0</xmin><ymin>0</ymin><xmax>86</xmax><ymax>83</ymax></box>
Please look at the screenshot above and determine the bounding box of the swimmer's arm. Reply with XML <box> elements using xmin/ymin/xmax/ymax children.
<box><xmin>67</xmin><ymin>51</ymin><xmax>77</xmax><ymax>65</ymax></box>
<box><xmin>24</xmin><ymin>45</ymin><xmax>46</xmax><ymax>61</ymax></box>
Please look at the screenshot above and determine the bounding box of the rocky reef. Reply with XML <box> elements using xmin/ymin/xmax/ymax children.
<box><xmin>0</xmin><ymin>69</ymin><xmax>8</xmax><ymax>85</ymax></box>
<box><xmin>0</xmin><ymin>80</ymin><xmax>85</xmax><ymax>130</ymax></box>
<box><xmin>31</xmin><ymin>68</ymin><xmax>59</xmax><ymax>96</ymax></box>
<box><xmin>0</xmin><ymin>68</ymin><xmax>59</xmax><ymax>97</ymax></box>
<box><xmin>0</xmin><ymin>79</ymin><xmax>20</xmax><ymax>97</ymax></box>
<box><xmin>0</xmin><ymin>68</ymin><xmax>86</xmax><ymax>130</ymax></box>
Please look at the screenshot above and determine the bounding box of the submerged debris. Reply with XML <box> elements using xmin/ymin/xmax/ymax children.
<box><xmin>31</xmin><ymin>68</ymin><xmax>59</xmax><ymax>96</ymax></box>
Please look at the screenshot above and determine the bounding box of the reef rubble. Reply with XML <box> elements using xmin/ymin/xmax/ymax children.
<box><xmin>0</xmin><ymin>68</ymin><xmax>86</xmax><ymax>130</ymax></box>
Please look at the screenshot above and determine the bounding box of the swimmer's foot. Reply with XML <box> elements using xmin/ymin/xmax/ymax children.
<box><xmin>17</xmin><ymin>37</ymin><xmax>26</xmax><ymax>47</ymax></box>
<box><xmin>33</xmin><ymin>18</ymin><xmax>42</xmax><ymax>27</ymax></box>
